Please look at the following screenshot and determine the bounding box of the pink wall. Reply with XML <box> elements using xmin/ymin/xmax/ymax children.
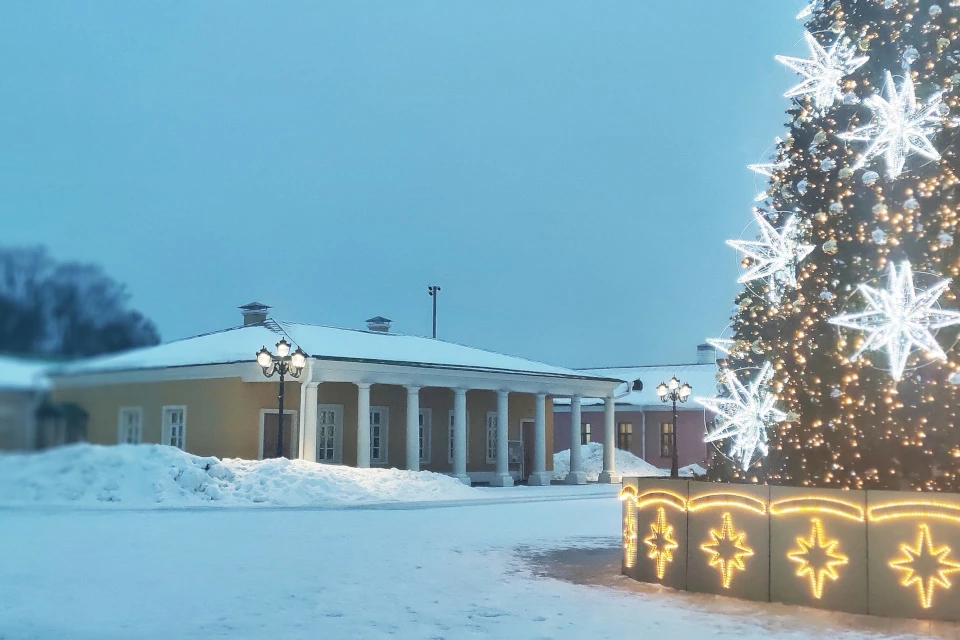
<box><xmin>553</xmin><ymin>406</ymin><xmax>710</xmax><ymax>470</ymax></box>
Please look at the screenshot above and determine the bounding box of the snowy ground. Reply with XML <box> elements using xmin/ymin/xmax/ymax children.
<box><xmin>1</xmin><ymin>488</ymin><xmax>954</xmax><ymax>638</ymax></box>
<box><xmin>553</xmin><ymin>442</ymin><xmax>706</xmax><ymax>481</ymax></box>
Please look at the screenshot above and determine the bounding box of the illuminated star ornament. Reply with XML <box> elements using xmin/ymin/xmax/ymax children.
<box><xmin>707</xmin><ymin>337</ymin><xmax>735</xmax><ymax>356</ymax></box>
<box><xmin>776</xmin><ymin>31</ymin><xmax>868</xmax><ymax>112</ymax></box>
<box><xmin>795</xmin><ymin>1</ymin><xmax>819</xmax><ymax>20</ymax></box>
<box><xmin>697</xmin><ymin>362</ymin><xmax>788</xmax><ymax>470</ymax></box>
<box><xmin>838</xmin><ymin>70</ymin><xmax>943</xmax><ymax>179</ymax></box>
<box><xmin>644</xmin><ymin>507</ymin><xmax>679</xmax><ymax>580</ymax></box>
<box><xmin>828</xmin><ymin>261</ymin><xmax>960</xmax><ymax>381</ymax></box>
<box><xmin>727</xmin><ymin>212</ymin><xmax>814</xmax><ymax>294</ymax></box>
<box><xmin>889</xmin><ymin>524</ymin><xmax>960</xmax><ymax>609</ymax></box>
<box><xmin>788</xmin><ymin>518</ymin><xmax>849</xmax><ymax>599</ymax></box>
<box><xmin>700</xmin><ymin>512</ymin><xmax>754</xmax><ymax>588</ymax></box>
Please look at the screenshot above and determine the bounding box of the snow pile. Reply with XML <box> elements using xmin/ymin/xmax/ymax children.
<box><xmin>0</xmin><ymin>444</ymin><xmax>479</xmax><ymax>508</ymax></box>
<box><xmin>553</xmin><ymin>443</ymin><xmax>707</xmax><ymax>481</ymax></box>
<box><xmin>553</xmin><ymin>443</ymin><xmax>663</xmax><ymax>481</ymax></box>
<box><xmin>680</xmin><ymin>463</ymin><xmax>707</xmax><ymax>476</ymax></box>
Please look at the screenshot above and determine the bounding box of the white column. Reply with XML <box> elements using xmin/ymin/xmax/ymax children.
<box><xmin>356</xmin><ymin>383</ymin><xmax>371</xmax><ymax>468</ymax></box>
<box><xmin>528</xmin><ymin>392</ymin><xmax>551</xmax><ymax>486</ymax></box>
<box><xmin>565</xmin><ymin>395</ymin><xmax>586</xmax><ymax>485</ymax></box>
<box><xmin>452</xmin><ymin>388</ymin><xmax>470</xmax><ymax>485</ymax></box>
<box><xmin>491</xmin><ymin>390</ymin><xmax>513</xmax><ymax>487</ymax></box>
<box><xmin>406</xmin><ymin>385</ymin><xmax>421</xmax><ymax>472</ymax></box>
<box><xmin>302</xmin><ymin>383</ymin><xmax>319</xmax><ymax>462</ymax></box>
<box><xmin>598</xmin><ymin>394</ymin><xmax>620</xmax><ymax>484</ymax></box>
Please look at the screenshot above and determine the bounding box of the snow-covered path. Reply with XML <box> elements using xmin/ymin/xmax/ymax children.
<box><xmin>0</xmin><ymin>489</ymin><xmax>951</xmax><ymax>639</ymax></box>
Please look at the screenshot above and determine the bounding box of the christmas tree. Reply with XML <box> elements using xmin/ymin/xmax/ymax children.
<box><xmin>701</xmin><ymin>0</ymin><xmax>960</xmax><ymax>491</ymax></box>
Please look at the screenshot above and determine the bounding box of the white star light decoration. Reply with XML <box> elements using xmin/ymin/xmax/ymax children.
<box><xmin>728</xmin><ymin>212</ymin><xmax>814</xmax><ymax>294</ymax></box>
<box><xmin>776</xmin><ymin>32</ymin><xmax>868</xmax><ymax>112</ymax></box>
<box><xmin>829</xmin><ymin>261</ymin><xmax>960</xmax><ymax>381</ymax></box>
<box><xmin>838</xmin><ymin>71</ymin><xmax>943</xmax><ymax>179</ymax></box>
<box><xmin>697</xmin><ymin>363</ymin><xmax>787</xmax><ymax>471</ymax></box>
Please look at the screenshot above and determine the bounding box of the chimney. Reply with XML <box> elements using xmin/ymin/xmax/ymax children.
<box><xmin>239</xmin><ymin>302</ymin><xmax>271</xmax><ymax>326</ymax></box>
<box><xmin>696</xmin><ymin>343</ymin><xmax>716</xmax><ymax>364</ymax></box>
<box><xmin>365</xmin><ymin>316</ymin><xmax>393</xmax><ymax>332</ymax></box>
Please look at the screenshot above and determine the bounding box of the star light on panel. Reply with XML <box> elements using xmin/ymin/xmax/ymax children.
<box><xmin>644</xmin><ymin>507</ymin><xmax>679</xmax><ymax>580</ymax></box>
<box><xmin>623</xmin><ymin>515</ymin><xmax>638</xmax><ymax>568</ymax></box>
<box><xmin>889</xmin><ymin>523</ymin><xmax>960</xmax><ymax>609</ymax></box>
<box><xmin>727</xmin><ymin>212</ymin><xmax>814</xmax><ymax>292</ymax></box>
<box><xmin>838</xmin><ymin>70</ymin><xmax>943</xmax><ymax>179</ymax></box>
<box><xmin>700</xmin><ymin>512</ymin><xmax>754</xmax><ymax>589</ymax></box>
<box><xmin>697</xmin><ymin>363</ymin><xmax>787</xmax><ymax>471</ymax></box>
<box><xmin>787</xmin><ymin>518</ymin><xmax>849</xmax><ymax>599</ymax></box>
<box><xmin>776</xmin><ymin>32</ymin><xmax>868</xmax><ymax>111</ymax></box>
<box><xmin>828</xmin><ymin>261</ymin><xmax>960</xmax><ymax>381</ymax></box>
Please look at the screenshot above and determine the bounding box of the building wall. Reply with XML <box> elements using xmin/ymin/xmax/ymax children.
<box><xmin>326</xmin><ymin>385</ymin><xmax>546</xmax><ymax>473</ymax></box>
<box><xmin>52</xmin><ymin>377</ymin><xmax>301</xmax><ymax>460</ymax></box>
<box><xmin>553</xmin><ymin>405</ymin><xmax>708</xmax><ymax>469</ymax></box>
<box><xmin>53</xmin><ymin>378</ymin><xmax>553</xmax><ymax>473</ymax></box>
<box><xmin>0</xmin><ymin>390</ymin><xmax>39</xmax><ymax>451</ymax></box>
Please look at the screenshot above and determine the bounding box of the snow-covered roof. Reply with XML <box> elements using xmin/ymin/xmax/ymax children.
<box><xmin>51</xmin><ymin>321</ymin><xmax>619</xmax><ymax>382</ymax></box>
<box><xmin>0</xmin><ymin>356</ymin><xmax>50</xmax><ymax>391</ymax></box>
<box><xmin>554</xmin><ymin>362</ymin><xmax>720</xmax><ymax>408</ymax></box>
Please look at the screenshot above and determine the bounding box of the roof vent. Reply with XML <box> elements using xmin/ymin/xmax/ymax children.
<box><xmin>240</xmin><ymin>302</ymin><xmax>271</xmax><ymax>326</ymax></box>
<box><xmin>697</xmin><ymin>343</ymin><xmax>716</xmax><ymax>364</ymax></box>
<box><xmin>365</xmin><ymin>316</ymin><xmax>393</xmax><ymax>332</ymax></box>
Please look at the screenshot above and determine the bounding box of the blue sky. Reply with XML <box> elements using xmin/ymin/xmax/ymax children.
<box><xmin>0</xmin><ymin>2</ymin><xmax>807</xmax><ymax>368</ymax></box>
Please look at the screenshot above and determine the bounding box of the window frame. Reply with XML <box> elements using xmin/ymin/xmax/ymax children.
<box><xmin>117</xmin><ymin>407</ymin><xmax>143</xmax><ymax>445</ymax></box>
<box><xmin>161</xmin><ymin>405</ymin><xmax>187</xmax><ymax>450</ymax></box>
<box><xmin>485</xmin><ymin>412</ymin><xmax>498</xmax><ymax>464</ymax></box>
<box><xmin>418</xmin><ymin>408</ymin><xmax>432</xmax><ymax>465</ymax></box>
<box><xmin>617</xmin><ymin>422</ymin><xmax>633</xmax><ymax>451</ymax></box>
<box><xmin>447</xmin><ymin>409</ymin><xmax>470</xmax><ymax>464</ymax></box>
<box><xmin>317</xmin><ymin>404</ymin><xmax>344</xmax><ymax>464</ymax></box>
<box><xmin>581</xmin><ymin>422</ymin><xmax>592</xmax><ymax>445</ymax></box>
<box><xmin>660</xmin><ymin>421</ymin><xmax>675</xmax><ymax>458</ymax></box>
<box><xmin>370</xmin><ymin>406</ymin><xmax>389</xmax><ymax>466</ymax></box>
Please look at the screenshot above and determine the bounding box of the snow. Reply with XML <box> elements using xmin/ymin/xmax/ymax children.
<box><xmin>0</xmin><ymin>355</ymin><xmax>49</xmax><ymax>390</ymax></box>
<box><xmin>553</xmin><ymin>443</ymin><xmax>705</xmax><ymax>481</ymax></box>
<box><xmin>0</xmin><ymin>486</ymin><xmax>937</xmax><ymax>638</ymax></box>
<box><xmin>0</xmin><ymin>444</ymin><xmax>480</xmax><ymax>508</ymax></box>
<box><xmin>53</xmin><ymin>320</ymin><xmax>620</xmax><ymax>382</ymax></box>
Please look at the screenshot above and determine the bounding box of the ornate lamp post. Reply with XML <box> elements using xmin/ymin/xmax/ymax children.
<box><xmin>256</xmin><ymin>338</ymin><xmax>307</xmax><ymax>458</ymax></box>
<box><xmin>656</xmin><ymin>375</ymin><xmax>692</xmax><ymax>478</ymax></box>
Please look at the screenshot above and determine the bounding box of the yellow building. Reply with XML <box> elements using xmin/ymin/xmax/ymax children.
<box><xmin>48</xmin><ymin>303</ymin><xmax>621</xmax><ymax>486</ymax></box>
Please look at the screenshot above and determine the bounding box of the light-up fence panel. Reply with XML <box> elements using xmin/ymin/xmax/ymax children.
<box><xmin>620</xmin><ymin>478</ymin><xmax>960</xmax><ymax>621</ymax></box>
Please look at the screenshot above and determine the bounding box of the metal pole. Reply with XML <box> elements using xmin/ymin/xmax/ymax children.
<box><xmin>670</xmin><ymin>395</ymin><xmax>679</xmax><ymax>478</ymax></box>
<box><xmin>432</xmin><ymin>293</ymin><xmax>437</xmax><ymax>338</ymax></box>
<box><xmin>276</xmin><ymin>367</ymin><xmax>285</xmax><ymax>458</ymax></box>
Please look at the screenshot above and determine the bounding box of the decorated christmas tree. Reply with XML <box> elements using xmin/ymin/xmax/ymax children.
<box><xmin>700</xmin><ymin>0</ymin><xmax>960</xmax><ymax>491</ymax></box>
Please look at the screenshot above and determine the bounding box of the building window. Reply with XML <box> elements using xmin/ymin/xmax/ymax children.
<box><xmin>370</xmin><ymin>407</ymin><xmax>389</xmax><ymax>465</ymax></box>
<box><xmin>418</xmin><ymin>409</ymin><xmax>432</xmax><ymax>464</ymax></box>
<box><xmin>661</xmin><ymin>422</ymin><xmax>675</xmax><ymax>457</ymax></box>
<box><xmin>118</xmin><ymin>407</ymin><xmax>142</xmax><ymax>444</ymax></box>
<box><xmin>581</xmin><ymin>423</ymin><xmax>592</xmax><ymax>445</ymax></box>
<box><xmin>485</xmin><ymin>412</ymin><xmax>498</xmax><ymax>464</ymax></box>
<box><xmin>161</xmin><ymin>406</ymin><xmax>186</xmax><ymax>450</ymax></box>
<box><xmin>448</xmin><ymin>410</ymin><xmax>470</xmax><ymax>463</ymax></box>
<box><xmin>617</xmin><ymin>423</ymin><xmax>633</xmax><ymax>451</ymax></box>
<box><xmin>317</xmin><ymin>405</ymin><xmax>343</xmax><ymax>463</ymax></box>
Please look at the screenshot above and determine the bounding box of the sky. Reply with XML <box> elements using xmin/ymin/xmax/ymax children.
<box><xmin>0</xmin><ymin>1</ymin><xmax>808</xmax><ymax>369</ymax></box>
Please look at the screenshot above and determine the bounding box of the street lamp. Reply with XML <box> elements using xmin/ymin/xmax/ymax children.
<box><xmin>428</xmin><ymin>285</ymin><xmax>441</xmax><ymax>338</ymax></box>
<box><xmin>256</xmin><ymin>338</ymin><xmax>307</xmax><ymax>458</ymax></box>
<box><xmin>656</xmin><ymin>375</ymin><xmax>692</xmax><ymax>479</ymax></box>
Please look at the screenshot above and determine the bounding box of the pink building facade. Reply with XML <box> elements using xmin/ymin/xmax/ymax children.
<box><xmin>552</xmin><ymin>346</ymin><xmax>718</xmax><ymax>472</ymax></box>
